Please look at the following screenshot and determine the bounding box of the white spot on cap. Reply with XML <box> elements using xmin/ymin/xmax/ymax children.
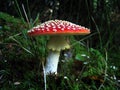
<box><xmin>67</xmin><ymin>27</ymin><xmax>70</xmax><ymax>29</ymax></box>
<box><xmin>53</xmin><ymin>29</ymin><xmax>57</xmax><ymax>32</ymax></box>
<box><xmin>46</xmin><ymin>24</ymin><xmax>51</xmax><ymax>27</ymax></box>
<box><xmin>78</xmin><ymin>27</ymin><xmax>82</xmax><ymax>30</ymax></box>
<box><xmin>46</xmin><ymin>27</ymin><xmax>50</xmax><ymax>31</ymax></box>
<box><xmin>52</xmin><ymin>26</ymin><xmax>56</xmax><ymax>29</ymax></box>
<box><xmin>41</xmin><ymin>28</ymin><xmax>44</xmax><ymax>31</ymax></box>
<box><xmin>41</xmin><ymin>25</ymin><xmax>45</xmax><ymax>28</ymax></box>
<box><xmin>37</xmin><ymin>28</ymin><xmax>40</xmax><ymax>31</ymax></box>
<box><xmin>51</xmin><ymin>23</ymin><xmax>55</xmax><ymax>26</ymax></box>
<box><xmin>61</xmin><ymin>28</ymin><xmax>64</xmax><ymax>31</ymax></box>
<box><xmin>73</xmin><ymin>28</ymin><xmax>76</xmax><ymax>30</ymax></box>
<box><xmin>58</xmin><ymin>26</ymin><xmax>61</xmax><ymax>29</ymax></box>
<box><xmin>35</xmin><ymin>25</ymin><xmax>40</xmax><ymax>29</ymax></box>
<box><xmin>31</xmin><ymin>29</ymin><xmax>34</xmax><ymax>32</ymax></box>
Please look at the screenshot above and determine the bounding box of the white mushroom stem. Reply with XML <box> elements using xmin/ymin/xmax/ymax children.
<box><xmin>45</xmin><ymin>36</ymin><xmax>70</xmax><ymax>75</ymax></box>
<box><xmin>45</xmin><ymin>51</ymin><xmax>60</xmax><ymax>75</ymax></box>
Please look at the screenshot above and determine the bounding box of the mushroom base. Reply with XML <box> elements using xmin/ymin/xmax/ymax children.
<box><xmin>45</xmin><ymin>51</ymin><xmax>60</xmax><ymax>75</ymax></box>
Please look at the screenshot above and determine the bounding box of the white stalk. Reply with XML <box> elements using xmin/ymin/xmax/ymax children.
<box><xmin>45</xmin><ymin>51</ymin><xmax>60</xmax><ymax>75</ymax></box>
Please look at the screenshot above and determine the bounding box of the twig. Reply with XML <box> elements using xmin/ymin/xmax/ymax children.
<box><xmin>42</xmin><ymin>61</ymin><xmax>47</xmax><ymax>90</ymax></box>
<box><xmin>22</xmin><ymin>4</ymin><xmax>30</xmax><ymax>27</ymax></box>
<box><xmin>71</xmin><ymin>32</ymin><xmax>97</xmax><ymax>47</ymax></box>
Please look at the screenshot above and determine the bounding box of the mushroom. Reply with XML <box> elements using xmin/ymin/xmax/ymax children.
<box><xmin>28</xmin><ymin>20</ymin><xmax>90</xmax><ymax>75</ymax></box>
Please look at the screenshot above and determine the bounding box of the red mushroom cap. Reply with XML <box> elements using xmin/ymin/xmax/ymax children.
<box><xmin>28</xmin><ymin>20</ymin><xmax>90</xmax><ymax>36</ymax></box>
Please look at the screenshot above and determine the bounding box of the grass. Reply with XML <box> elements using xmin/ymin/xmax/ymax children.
<box><xmin>0</xmin><ymin>0</ymin><xmax>120</xmax><ymax>90</ymax></box>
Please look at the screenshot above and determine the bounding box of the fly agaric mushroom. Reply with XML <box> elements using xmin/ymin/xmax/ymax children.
<box><xmin>28</xmin><ymin>20</ymin><xmax>90</xmax><ymax>75</ymax></box>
